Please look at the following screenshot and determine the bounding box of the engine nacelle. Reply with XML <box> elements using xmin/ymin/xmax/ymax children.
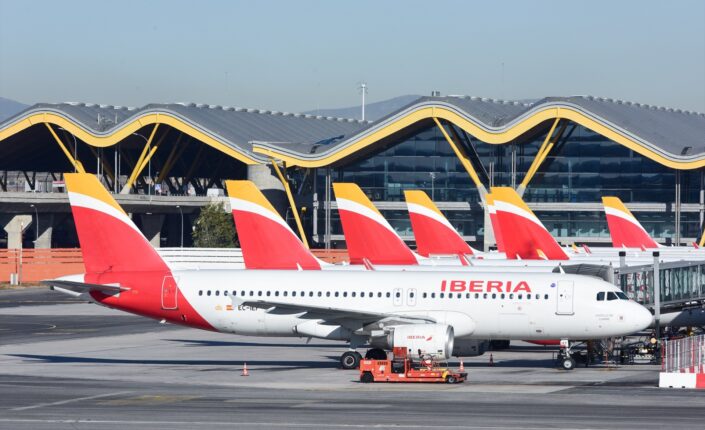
<box><xmin>452</xmin><ymin>339</ymin><xmax>488</xmax><ymax>357</ymax></box>
<box><xmin>371</xmin><ymin>324</ymin><xmax>454</xmax><ymax>360</ymax></box>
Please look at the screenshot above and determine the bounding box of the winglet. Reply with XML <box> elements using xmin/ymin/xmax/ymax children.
<box><xmin>333</xmin><ymin>183</ymin><xmax>418</xmax><ymax>265</ymax></box>
<box><xmin>490</xmin><ymin>187</ymin><xmax>569</xmax><ymax>260</ymax></box>
<box><xmin>602</xmin><ymin>196</ymin><xmax>659</xmax><ymax>249</ymax></box>
<box><xmin>404</xmin><ymin>190</ymin><xmax>473</xmax><ymax>257</ymax></box>
<box><xmin>225</xmin><ymin>180</ymin><xmax>321</xmax><ymax>270</ymax></box>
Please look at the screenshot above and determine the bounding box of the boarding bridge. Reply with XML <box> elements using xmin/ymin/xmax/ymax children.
<box><xmin>616</xmin><ymin>259</ymin><xmax>705</xmax><ymax>310</ymax></box>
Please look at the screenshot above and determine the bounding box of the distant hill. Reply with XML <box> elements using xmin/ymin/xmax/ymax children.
<box><xmin>304</xmin><ymin>94</ymin><xmax>421</xmax><ymax>122</ymax></box>
<box><xmin>0</xmin><ymin>97</ymin><xmax>29</xmax><ymax>122</ymax></box>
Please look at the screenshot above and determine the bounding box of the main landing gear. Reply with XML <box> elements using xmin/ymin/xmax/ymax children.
<box><xmin>340</xmin><ymin>348</ymin><xmax>387</xmax><ymax>369</ymax></box>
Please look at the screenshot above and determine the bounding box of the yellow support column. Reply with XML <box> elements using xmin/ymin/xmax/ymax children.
<box><xmin>698</xmin><ymin>226</ymin><xmax>705</xmax><ymax>248</ymax></box>
<box><xmin>121</xmin><ymin>124</ymin><xmax>160</xmax><ymax>193</ymax></box>
<box><xmin>45</xmin><ymin>124</ymin><xmax>85</xmax><ymax>173</ymax></box>
<box><xmin>270</xmin><ymin>160</ymin><xmax>310</xmax><ymax>249</ymax></box>
<box><xmin>517</xmin><ymin>118</ymin><xmax>564</xmax><ymax>195</ymax></box>
<box><xmin>433</xmin><ymin>117</ymin><xmax>487</xmax><ymax>196</ymax></box>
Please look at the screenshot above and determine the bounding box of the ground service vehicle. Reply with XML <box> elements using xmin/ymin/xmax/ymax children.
<box><xmin>359</xmin><ymin>348</ymin><xmax>467</xmax><ymax>384</ymax></box>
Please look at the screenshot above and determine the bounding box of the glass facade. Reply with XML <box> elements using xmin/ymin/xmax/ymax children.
<box><xmin>313</xmin><ymin>119</ymin><xmax>703</xmax><ymax>247</ymax></box>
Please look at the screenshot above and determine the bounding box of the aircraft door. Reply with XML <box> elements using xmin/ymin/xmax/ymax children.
<box><xmin>393</xmin><ymin>288</ymin><xmax>403</xmax><ymax>306</ymax></box>
<box><xmin>407</xmin><ymin>288</ymin><xmax>417</xmax><ymax>306</ymax></box>
<box><xmin>556</xmin><ymin>281</ymin><xmax>574</xmax><ymax>315</ymax></box>
<box><xmin>161</xmin><ymin>276</ymin><xmax>179</xmax><ymax>310</ymax></box>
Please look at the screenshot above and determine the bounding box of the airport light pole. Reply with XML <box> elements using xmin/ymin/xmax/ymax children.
<box><xmin>176</xmin><ymin>205</ymin><xmax>184</xmax><ymax>248</ymax></box>
<box><xmin>30</xmin><ymin>204</ymin><xmax>38</xmax><ymax>242</ymax></box>
<box><xmin>429</xmin><ymin>172</ymin><xmax>436</xmax><ymax>200</ymax></box>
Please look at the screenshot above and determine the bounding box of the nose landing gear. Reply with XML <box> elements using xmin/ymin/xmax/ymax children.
<box><xmin>557</xmin><ymin>339</ymin><xmax>576</xmax><ymax>371</ymax></box>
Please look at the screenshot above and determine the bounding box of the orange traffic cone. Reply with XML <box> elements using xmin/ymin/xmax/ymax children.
<box><xmin>489</xmin><ymin>353</ymin><xmax>494</xmax><ymax>367</ymax></box>
<box><xmin>241</xmin><ymin>362</ymin><xmax>249</xmax><ymax>376</ymax></box>
<box><xmin>459</xmin><ymin>358</ymin><xmax>465</xmax><ymax>371</ymax></box>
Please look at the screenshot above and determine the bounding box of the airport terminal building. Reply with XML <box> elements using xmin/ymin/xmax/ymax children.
<box><xmin>1</xmin><ymin>95</ymin><xmax>704</xmax><ymax>250</ymax></box>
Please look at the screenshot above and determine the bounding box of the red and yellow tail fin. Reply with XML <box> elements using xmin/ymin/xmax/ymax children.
<box><xmin>490</xmin><ymin>187</ymin><xmax>568</xmax><ymax>260</ymax></box>
<box><xmin>486</xmin><ymin>194</ymin><xmax>505</xmax><ymax>252</ymax></box>
<box><xmin>333</xmin><ymin>183</ymin><xmax>418</xmax><ymax>265</ymax></box>
<box><xmin>225</xmin><ymin>180</ymin><xmax>321</xmax><ymax>270</ymax></box>
<box><xmin>602</xmin><ymin>196</ymin><xmax>659</xmax><ymax>249</ymax></box>
<box><xmin>404</xmin><ymin>190</ymin><xmax>472</xmax><ymax>257</ymax></box>
<box><xmin>65</xmin><ymin>173</ymin><xmax>169</xmax><ymax>274</ymax></box>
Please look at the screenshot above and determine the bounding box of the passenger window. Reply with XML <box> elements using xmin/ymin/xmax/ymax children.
<box><xmin>275</xmin><ymin>291</ymin><xmax>279</xmax><ymax>297</ymax></box>
<box><xmin>292</xmin><ymin>291</ymin><xmax>297</xmax><ymax>297</ymax></box>
<box><xmin>198</xmin><ymin>290</ymin><xmax>203</xmax><ymax>296</ymax></box>
<box><xmin>378</xmin><ymin>292</ymin><xmax>382</xmax><ymax>298</ymax></box>
<box><xmin>224</xmin><ymin>291</ymin><xmax>228</xmax><ymax>296</ymax></box>
<box><xmin>310</xmin><ymin>292</ymin><xmax>314</xmax><ymax>297</ymax></box>
<box><xmin>544</xmin><ymin>294</ymin><xmax>548</xmax><ymax>299</ymax></box>
<box><xmin>207</xmin><ymin>291</ymin><xmax>211</xmax><ymax>296</ymax></box>
<box><xmin>352</xmin><ymin>292</ymin><xmax>356</xmax><ymax>297</ymax></box>
<box><xmin>475</xmin><ymin>293</ymin><xmax>479</xmax><ymax>299</ymax></box>
<box><xmin>215</xmin><ymin>290</ymin><xmax>220</xmax><ymax>296</ymax></box>
<box><xmin>607</xmin><ymin>292</ymin><xmax>618</xmax><ymax>301</ymax></box>
<box><xmin>266</xmin><ymin>291</ymin><xmax>270</xmax><ymax>297</ymax></box>
<box><xmin>386</xmin><ymin>292</ymin><xmax>391</xmax><ymax>298</ymax></box>
<box><xmin>500</xmin><ymin>293</ymin><xmax>505</xmax><ymax>299</ymax></box>
<box><xmin>326</xmin><ymin>292</ymin><xmax>330</xmax><ymax>297</ymax></box>
<box><xmin>343</xmin><ymin>292</ymin><xmax>348</xmax><ymax>297</ymax></box>
<box><xmin>509</xmin><ymin>293</ymin><xmax>513</xmax><ymax>299</ymax></box>
<box><xmin>431</xmin><ymin>293</ymin><xmax>436</xmax><ymax>298</ymax></box>
<box><xmin>492</xmin><ymin>293</ymin><xmax>496</xmax><ymax>299</ymax></box>
<box><xmin>483</xmin><ymin>293</ymin><xmax>488</xmax><ymax>299</ymax></box>
<box><xmin>258</xmin><ymin>291</ymin><xmax>262</xmax><ymax>297</ymax></box>
<box><xmin>466</xmin><ymin>293</ymin><xmax>470</xmax><ymax>299</ymax></box>
<box><xmin>395</xmin><ymin>292</ymin><xmax>401</xmax><ymax>298</ymax></box>
<box><xmin>360</xmin><ymin>292</ymin><xmax>365</xmax><ymax>298</ymax></box>
<box><xmin>423</xmin><ymin>292</ymin><xmax>427</xmax><ymax>298</ymax></box>
<box><xmin>410</xmin><ymin>292</ymin><xmax>415</xmax><ymax>298</ymax></box>
<box><xmin>232</xmin><ymin>290</ymin><xmax>237</xmax><ymax>296</ymax></box>
<box><xmin>440</xmin><ymin>293</ymin><xmax>444</xmax><ymax>298</ymax></box>
<box><xmin>317</xmin><ymin>292</ymin><xmax>322</xmax><ymax>297</ymax></box>
<box><xmin>597</xmin><ymin>292</ymin><xmax>605</xmax><ymax>301</ymax></box>
<box><xmin>517</xmin><ymin>294</ymin><xmax>522</xmax><ymax>299</ymax></box>
<box><xmin>449</xmin><ymin>293</ymin><xmax>453</xmax><ymax>299</ymax></box>
<box><xmin>335</xmin><ymin>292</ymin><xmax>339</xmax><ymax>297</ymax></box>
<box><xmin>527</xmin><ymin>294</ymin><xmax>531</xmax><ymax>299</ymax></box>
<box><xmin>241</xmin><ymin>291</ymin><xmax>245</xmax><ymax>296</ymax></box>
<box><xmin>283</xmin><ymin>291</ymin><xmax>287</xmax><ymax>297</ymax></box>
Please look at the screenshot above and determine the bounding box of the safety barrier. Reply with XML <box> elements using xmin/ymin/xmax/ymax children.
<box><xmin>0</xmin><ymin>247</ymin><xmax>350</xmax><ymax>284</ymax></box>
<box><xmin>662</xmin><ymin>335</ymin><xmax>705</xmax><ymax>374</ymax></box>
<box><xmin>659</xmin><ymin>334</ymin><xmax>705</xmax><ymax>389</ymax></box>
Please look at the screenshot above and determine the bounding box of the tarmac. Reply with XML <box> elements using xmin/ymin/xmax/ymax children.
<box><xmin>1</xmin><ymin>287</ymin><xmax>704</xmax><ymax>429</ymax></box>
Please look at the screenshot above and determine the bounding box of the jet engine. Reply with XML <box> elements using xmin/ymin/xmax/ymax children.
<box><xmin>370</xmin><ymin>324</ymin><xmax>454</xmax><ymax>360</ymax></box>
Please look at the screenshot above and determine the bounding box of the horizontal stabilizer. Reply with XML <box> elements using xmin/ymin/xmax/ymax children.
<box><xmin>41</xmin><ymin>279</ymin><xmax>128</xmax><ymax>295</ymax></box>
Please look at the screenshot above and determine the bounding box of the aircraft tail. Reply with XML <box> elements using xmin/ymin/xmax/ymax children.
<box><xmin>486</xmin><ymin>194</ymin><xmax>505</xmax><ymax>252</ymax></box>
<box><xmin>404</xmin><ymin>190</ymin><xmax>473</xmax><ymax>257</ymax></box>
<box><xmin>225</xmin><ymin>180</ymin><xmax>321</xmax><ymax>269</ymax></box>
<box><xmin>65</xmin><ymin>173</ymin><xmax>170</xmax><ymax>274</ymax></box>
<box><xmin>490</xmin><ymin>187</ymin><xmax>569</xmax><ymax>260</ymax></box>
<box><xmin>333</xmin><ymin>183</ymin><xmax>418</xmax><ymax>265</ymax></box>
<box><xmin>601</xmin><ymin>196</ymin><xmax>659</xmax><ymax>249</ymax></box>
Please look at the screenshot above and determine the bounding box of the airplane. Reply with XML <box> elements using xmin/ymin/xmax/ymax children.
<box><xmin>45</xmin><ymin>173</ymin><xmax>652</xmax><ymax>371</ymax></box>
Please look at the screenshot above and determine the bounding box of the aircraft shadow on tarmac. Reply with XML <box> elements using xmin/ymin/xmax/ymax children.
<box><xmin>168</xmin><ymin>339</ymin><xmax>346</xmax><ymax>348</ymax></box>
<box><xmin>10</xmin><ymin>354</ymin><xmax>339</xmax><ymax>369</ymax></box>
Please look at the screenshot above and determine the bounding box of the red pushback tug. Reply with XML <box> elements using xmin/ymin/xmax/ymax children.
<box><xmin>359</xmin><ymin>347</ymin><xmax>467</xmax><ymax>384</ymax></box>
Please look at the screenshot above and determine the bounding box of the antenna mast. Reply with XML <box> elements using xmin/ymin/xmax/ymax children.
<box><xmin>358</xmin><ymin>82</ymin><xmax>368</xmax><ymax>121</ymax></box>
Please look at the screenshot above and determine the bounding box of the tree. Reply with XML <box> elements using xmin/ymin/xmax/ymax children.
<box><xmin>191</xmin><ymin>202</ymin><xmax>238</xmax><ymax>248</ymax></box>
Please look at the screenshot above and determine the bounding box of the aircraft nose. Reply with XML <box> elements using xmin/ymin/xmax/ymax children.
<box><xmin>632</xmin><ymin>303</ymin><xmax>653</xmax><ymax>331</ymax></box>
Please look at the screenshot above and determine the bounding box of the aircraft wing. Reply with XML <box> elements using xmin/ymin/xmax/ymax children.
<box><xmin>238</xmin><ymin>298</ymin><xmax>436</xmax><ymax>326</ymax></box>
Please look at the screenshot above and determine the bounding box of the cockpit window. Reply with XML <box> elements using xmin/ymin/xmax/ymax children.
<box><xmin>616</xmin><ymin>291</ymin><xmax>628</xmax><ymax>300</ymax></box>
<box><xmin>596</xmin><ymin>292</ymin><xmax>605</xmax><ymax>301</ymax></box>
<box><xmin>607</xmin><ymin>292</ymin><xmax>618</xmax><ymax>301</ymax></box>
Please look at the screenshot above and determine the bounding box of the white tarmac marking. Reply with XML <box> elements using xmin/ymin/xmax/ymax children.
<box><xmin>10</xmin><ymin>391</ymin><xmax>131</xmax><ymax>411</ymax></box>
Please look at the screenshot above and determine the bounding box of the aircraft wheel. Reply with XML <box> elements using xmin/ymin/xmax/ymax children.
<box><xmin>446</xmin><ymin>375</ymin><xmax>457</xmax><ymax>384</ymax></box>
<box><xmin>561</xmin><ymin>357</ymin><xmax>576</xmax><ymax>371</ymax></box>
<box><xmin>360</xmin><ymin>371</ymin><xmax>374</xmax><ymax>383</ymax></box>
<box><xmin>365</xmin><ymin>348</ymin><xmax>387</xmax><ymax>360</ymax></box>
<box><xmin>341</xmin><ymin>351</ymin><xmax>362</xmax><ymax>369</ymax></box>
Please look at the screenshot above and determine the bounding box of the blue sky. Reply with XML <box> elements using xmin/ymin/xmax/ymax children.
<box><xmin>1</xmin><ymin>0</ymin><xmax>703</xmax><ymax>112</ymax></box>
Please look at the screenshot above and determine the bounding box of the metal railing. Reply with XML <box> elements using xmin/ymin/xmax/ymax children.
<box><xmin>662</xmin><ymin>334</ymin><xmax>705</xmax><ymax>373</ymax></box>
